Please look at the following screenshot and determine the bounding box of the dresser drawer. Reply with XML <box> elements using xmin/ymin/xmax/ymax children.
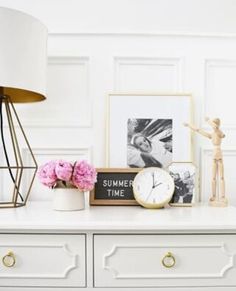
<box><xmin>94</xmin><ymin>234</ymin><xmax>236</xmax><ymax>288</ymax></box>
<box><xmin>0</xmin><ymin>234</ymin><xmax>86</xmax><ymax>287</ymax></box>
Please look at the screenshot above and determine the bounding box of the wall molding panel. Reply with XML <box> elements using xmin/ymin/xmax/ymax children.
<box><xmin>114</xmin><ymin>56</ymin><xmax>184</xmax><ymax>92</ymax></box>
<box><xmin>15</xmin><ymin>56</ymin><xmax>91</xmax><ymax>128</ymax></box>
<box><xmin>204</xmin><ymin>59</ymin><xmax>236</xmax><ymax>129</ymax></box>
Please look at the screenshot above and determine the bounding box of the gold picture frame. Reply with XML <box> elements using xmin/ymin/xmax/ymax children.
<box><xmin>167</xmin><ymin>161</ymin><xmax>197</xmax><ymax>207</ymax></box>
<box><xmin>106</xmin><ymin>93</ymin><xmax>193</xmax><ymax>169</ymax></box>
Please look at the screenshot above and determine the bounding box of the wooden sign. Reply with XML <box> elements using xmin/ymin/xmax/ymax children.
<box><xmin>89</xmin><ymin>168</ymin><xmax>140</xmax><ymax>205</ymax></box>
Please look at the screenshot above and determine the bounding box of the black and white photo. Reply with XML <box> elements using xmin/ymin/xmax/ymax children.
<box><xmin>127</xmin><ymin>118</ymin><xmax>172</xmax><ymax>168</ymax></box>
<box><xmin>168</xmin><ymin>162</ymin><xmax>196</xmax><ymax>206</ymax></box>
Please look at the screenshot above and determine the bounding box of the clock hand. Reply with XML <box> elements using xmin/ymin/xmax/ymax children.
<box><xmin>145</xmin><ymin>174</ymin><xmax>158</xmax><ymax>202</ymax></box>
<box><xmin>154</xmin><ymin>182</ymin><xmax>162</xmax><ymax>188</ymax></box>
<box><xmin>146</xmin><ymin>182</ymin><xmax>163</xmax><ymax>202</ymax></box>
<box><xmin>146</xmin><ymin>186</ymin><xmax>154</xmax><ymax>202</ymax></box>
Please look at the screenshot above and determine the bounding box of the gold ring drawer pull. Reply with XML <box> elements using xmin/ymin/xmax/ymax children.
<box><xmin>2</xmin><ymin>251</ymin><xmax>16</xmax><ymax>268</ymax></box>
<box><xmin>162</xmin><ymin>252</ymin><xmax>175</xmax><ymax>268</ymax></box>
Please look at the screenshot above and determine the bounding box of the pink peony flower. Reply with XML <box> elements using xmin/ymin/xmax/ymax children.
<box><xmin>55</xmin><ymin>160</ymin><xmax>73</xmax><ymax>182</ymax></box>
<box><xmin>72</xmin><ymin>160</ymin><xmax>97</xmax><ymax>191</ymax></box>
<box><xmin>38</xmin><ymin>159</ymin><xmax>97</xmax><ymax>191</ymax></box>
<box><xmin>37</xmin><ymin>161</ymin><xmax>58</xmax><ymax>188</ymax></box>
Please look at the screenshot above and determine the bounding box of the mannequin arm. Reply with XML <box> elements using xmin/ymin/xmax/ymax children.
<box><xmin>184</xmin><ymin>123</ymin><xmax>212</xmax><ymax>139</ymax></box>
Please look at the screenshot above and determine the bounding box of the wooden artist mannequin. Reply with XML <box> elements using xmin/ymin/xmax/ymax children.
<box><xmin>184</xmin><ymin>118</ymin><xmax>228</xmax><ymax>207</ymax></box>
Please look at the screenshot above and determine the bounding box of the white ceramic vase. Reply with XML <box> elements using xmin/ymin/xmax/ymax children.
<box><xmin>53</xmin><ymin>187</ymin><xmax>85</xmax><ymax>211</ymax></box>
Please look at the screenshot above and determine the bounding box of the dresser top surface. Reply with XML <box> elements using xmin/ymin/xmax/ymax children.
<box><xmin>0</xmin><ymin>202</ymin><xmax>236</xmax><ymax>233</ymax></box>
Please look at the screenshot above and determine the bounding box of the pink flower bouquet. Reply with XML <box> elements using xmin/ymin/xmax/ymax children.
<box><xmin>37</xmin><ymin>160</ymin><xmax>97</xmax><ymax>191</ymax></box>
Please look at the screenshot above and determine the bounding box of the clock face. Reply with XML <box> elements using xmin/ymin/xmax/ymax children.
<box><xmin>133</xmin><ymin>167</ymin><xmax>174</xmax><ymax>209</ymax></box>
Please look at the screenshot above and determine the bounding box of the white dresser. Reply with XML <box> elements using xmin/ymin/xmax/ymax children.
<box><xmin>0</xmin><ymin>202</ymin><xmax>236</xmax><ymax>291</ymax></box>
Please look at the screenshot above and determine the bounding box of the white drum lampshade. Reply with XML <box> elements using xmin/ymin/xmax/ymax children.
<box><xmin>0</xmin><ymin>7</ymin><xmax>47</xmax><ymax>207</ymax></box>
<box><xmin>0</xmin><ymin>7</ymin><xmax>47</xmax><ymax>102</ymax></box>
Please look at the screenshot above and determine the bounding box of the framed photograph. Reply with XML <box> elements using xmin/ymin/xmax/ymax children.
<box><xmin>168</xmin><ymin>162</ymin><xmax>197</xmax><ymax>206</ymax></box>
<box><xmin>89</xmin><ymin>168</ymin><xmax>140</xmax><ymax>206</ymax></box>
<box><xmin>107</xmin><ymin>93</ymin><xmax>192</xmax><ymax>168</ymax></box>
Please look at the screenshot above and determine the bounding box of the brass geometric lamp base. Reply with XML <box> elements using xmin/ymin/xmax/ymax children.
<box><xmin>0</xmin><ymin>6</ymin><xmax>47</xmax><ymax>208</ymax></box>
<box><xmin>0</xmin><ymin>95</ymin><xmax>37</xmax><ymax>208</ymax></box>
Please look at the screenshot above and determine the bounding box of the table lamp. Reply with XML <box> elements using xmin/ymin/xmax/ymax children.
<box><xmin>0</xmin><ymin>7</ymin><xmax>47</xmax><ymax>207</ymax></box>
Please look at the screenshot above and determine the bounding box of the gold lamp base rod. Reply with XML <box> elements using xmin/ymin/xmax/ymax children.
<box><xmin>0</xmin><ymin>94</ymin><xmax>37</xmax><ymax>208</ymax></box>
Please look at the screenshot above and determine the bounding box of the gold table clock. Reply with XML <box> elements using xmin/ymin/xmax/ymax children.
<box><xmin>133</xmin><ymin>167</ymin><xmax>174</xmax><ymax>209</ymax></box>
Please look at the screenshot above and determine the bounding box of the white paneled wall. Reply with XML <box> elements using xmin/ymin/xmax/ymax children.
<box><xmin>204</xmin><ymin>60</ymin><xmax>236</xmax><ymax>129</ymax></box>
<box><xmin>0</xmin><ymin>0</ymin><xmax>236</xmax><ymax>204</ymax></box>
<box><xmin>114</xmin><ymin>57</ymin><xmax>184</xmax><ymax>92</ymax></box>
<box><xmin>16</xmin><ymin>57</ymin><xmax>91</xmax><ymax>127</ymax></box>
